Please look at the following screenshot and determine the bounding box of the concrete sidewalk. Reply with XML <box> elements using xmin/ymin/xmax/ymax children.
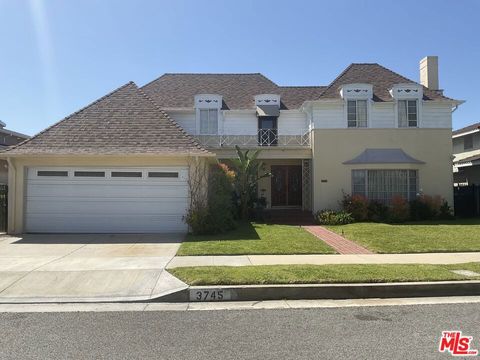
<box><xmin>167</xmin><ymin>252</ymin><xmax>480</xmax><ymax>268</ymax></box>
<box><xmin>0</xmin><ymin>234</ymin><xmax>188</xmax><ymax>303</ymax></box>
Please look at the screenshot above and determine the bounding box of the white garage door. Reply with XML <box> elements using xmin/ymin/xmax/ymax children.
<box><xmin>25</xmin><ymin>167</ymin><xmax>189</xmax><ymax>233</ymax></box>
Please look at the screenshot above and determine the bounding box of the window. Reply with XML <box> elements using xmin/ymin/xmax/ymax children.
<box><xmin>464</xmin><ymin>134</ymin><xmax>473</xmax><ymax>150</ymax></box>
<box><xmin>111</xmin><ymin>171</ymin><xmax>142</xmax><ymax>178</ymax></box>
<box><xmin>37</xmin><ymin>171</ymin><xmax>68</xmax><ymax>177</ymax></box>
<box><xmin>347</xmin><ymin>100</ymin><xmax>367</xmax><ymax>128</ymax></box>
<box><xmin>258</xmin><ymin>116</ymin><xmax>278</xmax><ymax>146</ymax></box>
<box><xmin>148</xmin><ymin>172</ymin><xmax>178</xmax><ymax>178</ymax></box>
<box><xmin>398</xmin><ymin>100</ymin><xmax>418</xmax><ymax>127</ymax></box>
<box><xmin>74</xmin><ymin>171</ymin><xmax>105</xmax><ymax>177</ymax></box>
<box><xmin>352</xmin><ymin>169</ymin><xmax>418</xmax><ymax>204</ymax></box>
<box><xmin>199</xmin><ymin>109</ymin><xmax>218</xmax><ymax>135</ymax></box>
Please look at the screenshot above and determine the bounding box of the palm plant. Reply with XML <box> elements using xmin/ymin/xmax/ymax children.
<box><xmin>231</xmin><ymin>146</ymin><xmax>271</xmax><ymax>219</ymax></box>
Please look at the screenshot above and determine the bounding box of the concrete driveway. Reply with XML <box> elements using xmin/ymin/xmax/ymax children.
<box><xmin>0</xmin><ymin>234</ymin><xmax>187</xmax><ymax>303</ymax></box>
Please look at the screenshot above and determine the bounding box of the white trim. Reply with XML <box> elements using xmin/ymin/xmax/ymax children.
<box><xmin>453</xmin><ymin>128</ymin><xmax>480</xmax><ymax>138</ymax></box>
<box><xmin>340</xmin><ymin>83</ymin><xmax>373</xmax><ymax>100</ymax></box>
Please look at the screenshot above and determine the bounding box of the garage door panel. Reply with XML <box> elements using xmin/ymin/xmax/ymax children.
<box><xmin>26</xmin><ymin>184</ymin><xmax>188</xmax><ymax>198</ymax></box>
<box><xmin>25</xmin><ymin>167</ymin><xmax>190</xmax><ymax>233</ymax></box>
<box><xmin>26</xmin><ymin>214</ymin><xmax>187</xmax><ymax>233</ymax></box>
<box><xmin>26</xmin><ymin>199</ymin><xmax>188</xmax><ymax>215</ymax></box>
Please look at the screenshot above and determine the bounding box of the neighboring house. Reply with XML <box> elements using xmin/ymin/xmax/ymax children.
<box><xmin>1</xmin><ymin>56</ymin><xmax>462</xmax><ymax>234</ymax></box>
<box><xmin>453</xmin><ymin>122</ymin><xmax>480</xmax><ymax>185</ymax></box>
<box><xmin>0</xmin><ymin>121</ymin><xmax>29</xmax><ymax>184</ymax></box>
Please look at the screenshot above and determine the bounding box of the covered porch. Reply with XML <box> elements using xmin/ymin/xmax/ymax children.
<box><xmin>257</xmin><ymin>158</ymin><xmax>312</xmax><ymax>211</ymax></box>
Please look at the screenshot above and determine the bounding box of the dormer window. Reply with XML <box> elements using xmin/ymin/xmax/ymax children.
<box><xmin>194</xmin><ymin>94</ymin><xmax>222</xmax><ymax>135</ymax></box>
<box><xmin>199</xmin><ymin>109</ymin><xmax>218</xmax><ymax>135</ymax></box>
<box><xmin>389</xmin><ymin>84</ymin><xmax>423</xmax><ymax>128</ymax></box>
<box><xmin>340</xmin><ymin>84</ymin><xmax>372</xmax><ymax>129</ymax></box>
<box><xmin>347</xmin><ymin>100</ymin><xmax>367</xmax><ymax>128</ymax></box>
<box><xmin>398</xmin><ymin>100</ymin><xmax>418</xmax><ymax>127</ymax></box>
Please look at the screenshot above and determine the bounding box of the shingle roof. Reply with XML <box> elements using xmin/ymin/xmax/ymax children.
<box><xmin>453</xmin><ymin>122</ymin><xmax>480</xmax><ymax>136</ymax></box>
<box><xmin>455</xmin><ymin>153</ymin><xmax>480</xmax><ymax>164</ymax></box>
<box><xmin>4</xmin><ymin>82</ymin><xmax>210</xmax><ymax>156</ymax></box>
<box><xmin>141</xmin><ymin>73</ymin><xmax>326</xmax><ymax>110</ymax></box>
<box><xmin>343</xmin><ymin>148</ymin><xmax>424</xmax><ymax>164</ymax></box>
<box><xmin>318</xmin><ymin>63</ymin><xmax>458</xmax><ymax>102</ymax></box>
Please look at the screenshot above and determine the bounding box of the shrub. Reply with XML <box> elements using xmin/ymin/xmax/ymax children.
<box><xmin>315</xmin><ymin>210</ymin><xmax>354</xmax><ymax>225</ymax></box>
<box><xmin>409</xmin><ymin>194</ymin><xmax>443</xmax><ymax>221</ymax></box>
<box><xmin>388</xmin><ymin>196</ymin><xmax>410</xmax><ymax>223</ymax></box>
<box><xmin>341</xmin><ymin>193</ymin><xmax>368</xmax><ymax>221</ymax></box>
<box><xmin>367</xmin><ymin>200</ymin><xmax>389</xmax><ymax>222</ymax></box>
<box><xmin>438</xmin><ymin>200</ymin><xmax>454</xmax><ymax>220</ymax></box>
<box><xmin>206</xmin><ymin>163</ymin><xmax>236</xmax><ymax>232</ymax></box>
<box><xmin>184</xmin><ymin>163</ymin><xmax>236</xmax><ymax>235</ymax></box>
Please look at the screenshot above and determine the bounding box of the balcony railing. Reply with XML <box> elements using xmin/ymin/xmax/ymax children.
<box><xmin>194</xmin><ymin>129</ymin><xmax>311</xmax><ymax>148</ymax></box>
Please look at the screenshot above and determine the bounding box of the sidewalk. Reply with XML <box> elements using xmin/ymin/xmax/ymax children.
<box><xmin>166</xmin><ymin>252</ymin><xmax>480</xmax><ymax>268</ymax></box>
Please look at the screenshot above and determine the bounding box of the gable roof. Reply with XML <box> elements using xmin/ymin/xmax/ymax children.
<box><xmin>141</xmin><ymin>73</ymin><xmax>326</xmax><ymax>110</ymax></box>
<box><xmin>318</xmin><ymin>63</ymin><xmax>458</xmax><ymax>102</ymax></box>
<box><xmin>4</xmin><ymin>82</ymin><xmax>210</xmax><ymax>156</ymax></box>
<box><xmin>453</xmin><ymin>122</ymin><xmax>480</xmax><ymax>136</ymax></box>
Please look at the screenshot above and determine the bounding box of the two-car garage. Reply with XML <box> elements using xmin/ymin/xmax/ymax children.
<box><xmin>24</xmin><ymin>167</ymin><xmax>189</xmax><ymax>233</ymax></box>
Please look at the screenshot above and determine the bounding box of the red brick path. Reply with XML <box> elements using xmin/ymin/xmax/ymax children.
<box><xmin>303</xmin><ymin>226</ymin><xmax>373</xmax><ymax>255</ymax></box>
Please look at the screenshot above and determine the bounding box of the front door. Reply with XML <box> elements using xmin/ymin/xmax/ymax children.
<box><xmin>271</xmin><ymin>165</ymin><xmax>302</xmax><ymax>207</ymax></box>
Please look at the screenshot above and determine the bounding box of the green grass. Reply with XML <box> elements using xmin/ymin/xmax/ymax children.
<box><xmin>177</xmin><ymin>222</ymin><xmax>335</xmax><ymax>256</ymax></box>
<box><xmin>325</xmin><ymin>218</ymin><xmax>480</xmax><ymax>253</ymax></box>
<box><xmin>169</xmin><ymin>262</ymin><xmax>480</xmax><ymax>285</ymax></box>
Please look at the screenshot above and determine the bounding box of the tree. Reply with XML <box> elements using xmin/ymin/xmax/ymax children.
<box><xmin>231</xmin><ymin>146</ymin><xmax>271</xmax><ymax>219</ymax></box>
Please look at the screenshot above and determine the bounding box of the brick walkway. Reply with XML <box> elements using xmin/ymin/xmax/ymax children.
<box><xmin>303</xmin><ymin>226</ymin><xmax>373</xmax><ymax>255</ymax></box>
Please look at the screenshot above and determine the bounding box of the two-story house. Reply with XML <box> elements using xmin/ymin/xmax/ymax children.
<box><xmin>1</xmin><ymin>56</ymin><xmax>462</xmax><ymax>234</ymax></box>
<box><xmin>453</xmin><ymin>122</ymin><xmax>480</xmax><ymax>185</ymax></box>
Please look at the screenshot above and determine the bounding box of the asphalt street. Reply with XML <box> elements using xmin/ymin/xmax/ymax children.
<box><xmin>1</xmin><ymin>303</ymin><xmax>479</xmax><ymax>359</ymax></box>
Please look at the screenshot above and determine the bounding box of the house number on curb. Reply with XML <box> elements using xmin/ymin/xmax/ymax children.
<box><xmin>189</xmin><ymin>289</ymin><xmax>231</xmax><ymax>301</ymax></box>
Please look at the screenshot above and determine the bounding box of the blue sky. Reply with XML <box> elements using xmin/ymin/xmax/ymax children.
<box><xmin>0</xmin><ymin>0</ymin><xmax>478</xmax><ymax>135</ymax></box>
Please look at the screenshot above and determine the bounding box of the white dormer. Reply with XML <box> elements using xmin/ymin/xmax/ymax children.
<box><xmin>340</xmin><ymin>84</ymin><xmax>372</xmax><ymax>128</ymax></box>
<box><xmin>254</xmin><ymin>94</ymin><xmax>281</xmax><ymax>106</ymax></box>
<box><xmin>389</xmin><ymin>83</ymin><xmax>423</xmax><ymax>100</ymax></box>
<box><xmin>340</xmin><ymin>83</ymin><xmax>373</xmax><ymax>100</ymax></box>
<box><xmin>194</xmin><ymin>94</ymin><xmax>223</xmax><ymax>109</ymax></box>
<box><xmin>255</xmin><ymin>94</ymin><xmax>281</xmax><ymax>117</ymax></box>
<box><xmin>389</xmin><ymin>84</ymin><xmax>423</xmax><ymax>128</ymax></box>
<box><xmin>194</xmin><ymin>94</ymin><xmax>222</xmax><ymax>135</ymax></box>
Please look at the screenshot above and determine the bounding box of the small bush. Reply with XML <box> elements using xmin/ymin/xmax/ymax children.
<box><xmin>367</xmin><ymin>200</ymin><xmax>389</xmax><ymax>222</ymax></box>
<box><xmin>438</xmin><ymin>200</ymin><xmax>454</xmax><ymax>220</ymax></box>
<box><xmin>389</xmin><ymin>196</ymin><xmax>410</xmax><ymax>223</ymax></box>
<box><xmin>315</xmin><ymin>210</ymin><xmax>354</xmax><ymax>225</ymax></box>
<box><xmin>341</xmin><ymin>193</ymin><xmax>368</xmax><ymax>221</ymax></box>
<box><xmin>409</xmin><ymin>194</ymin><xmax>443</xmax><ymax>221</ymax></box>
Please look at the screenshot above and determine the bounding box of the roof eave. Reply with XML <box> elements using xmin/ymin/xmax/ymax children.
<box><xmin>0</xmin><ymin>151</ymin><xmax>215</xmax><ymax>159</ymax></box>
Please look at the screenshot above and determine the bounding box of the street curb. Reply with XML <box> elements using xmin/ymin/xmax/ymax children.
<box><xmin>156</xmin><ymin>280</ymin><xmax>480</xmax><ymax>302</ymax></box>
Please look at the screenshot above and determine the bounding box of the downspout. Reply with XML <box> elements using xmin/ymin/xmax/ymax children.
<box><xmin>6</xmin><ymin>158</ymin><xmax>15</xmax><ymax>234</ymax></box>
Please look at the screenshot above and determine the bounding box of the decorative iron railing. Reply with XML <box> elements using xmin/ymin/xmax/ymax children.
<box><xmin>194</xmin><ymin>129</ymin><xmax>311</xmax><ymax>148</ymax></box>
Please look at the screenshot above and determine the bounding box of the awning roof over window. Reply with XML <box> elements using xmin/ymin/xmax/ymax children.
<box><xmin>256</xmin><ymin>105</ymin><xmax>280</xmax><ymax>117</ymax></box>
<box><xmin>343</xmin><ymin>148</ymin><xmax>425</xmax><ymax>164</ymax></box>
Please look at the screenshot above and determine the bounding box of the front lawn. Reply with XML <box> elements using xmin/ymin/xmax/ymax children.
<box><xmin>169</xmin><ymin>262</ymin><xmax>480</xmax><ymax>285</ymax></box>
<box><xmin>326</xmin><ymin>218</ymin><xmax>480</xmax><ymax>253</ymax></box>
<box><xmin>177</xmin><ymin>222</ymin><xmax>335</xmax><ymax>256</ymax></box>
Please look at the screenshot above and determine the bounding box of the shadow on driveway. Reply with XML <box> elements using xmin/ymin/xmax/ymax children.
<box><xmin>11</xmin><ymin>233</ymin><xmax>185</xmax><ymax>245</ymax></box>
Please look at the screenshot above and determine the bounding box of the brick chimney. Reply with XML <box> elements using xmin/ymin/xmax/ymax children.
<box><xmin>420</xmin><ymin>56</ymin><xmax>439</xmax><ymax>90</ymax></box>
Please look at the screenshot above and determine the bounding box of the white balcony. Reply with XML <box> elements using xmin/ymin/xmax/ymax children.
<box><xmin>194</xmin><ymin>129</ymin><xmax>311</xmax><ymax>148</ymax></box>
